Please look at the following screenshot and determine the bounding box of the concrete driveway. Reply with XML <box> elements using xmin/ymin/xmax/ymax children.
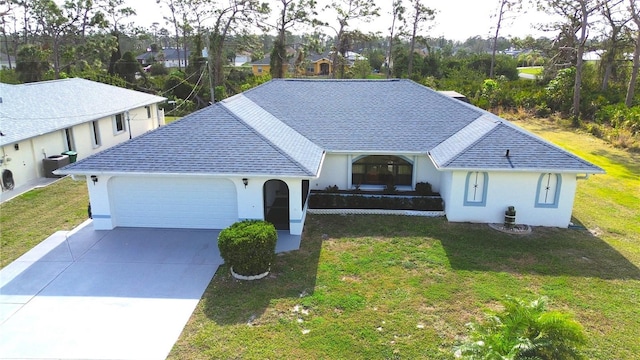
<box><xmin>0</xmin><ymin>220</ymin><xmax>223</xmax><ymax>360</ymax></box>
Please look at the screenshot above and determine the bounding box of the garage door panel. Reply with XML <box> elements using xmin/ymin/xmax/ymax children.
<box><xmin>110</xmin><ymin>177</ymin><xmax>238</xmax><ymax>229</ymax></box>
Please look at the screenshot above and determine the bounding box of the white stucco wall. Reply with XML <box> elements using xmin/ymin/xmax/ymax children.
<box><xmin>441</xmin><ymin>170</ymin><xmax>578</xmax><ymax>227</ymax></box>
<box><xmin>313</xmin><ymin>153</ymin><xmax>441</xmax><ymax>191</ymax></box>
<box><xmin>87</xmin><ymin>174</ymin><xmax>308</xmax><ymax>235</ymax></box>
<box><xmin>1</xmin><ymin>140</ymin><xmax>39</xmax><ymax>187</ymax></box>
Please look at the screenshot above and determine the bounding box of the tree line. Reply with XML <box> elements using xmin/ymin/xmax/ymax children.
<box><xmin>1</xmin><ymin>0</ymin><xmax>639</xmax><ymax>149</ymax></box>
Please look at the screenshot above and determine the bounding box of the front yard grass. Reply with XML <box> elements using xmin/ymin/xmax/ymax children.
<box><xmin>517</xmin><ymin>66</ymin><xmax>543</xmax><ymax>76</ymax></box>
<box><xmin>0</xmin><ymin>177</ymin><xmax>89</xmax><ymax>268</ymax></box>
<box><xmin>170</xmin><ymin>119</ymin><xmax>640</xmax><ymax>359</ymax></box>
<box><xmin>0</xmin><ymin>117</ymin><xmax>637</xmax><ymax>359</ymax></box>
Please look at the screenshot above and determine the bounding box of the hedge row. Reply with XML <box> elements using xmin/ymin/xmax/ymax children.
<box><xmin>308</xmin><ymin>194</ymin><xmax>444</xmax><ymax>211</ymax></box>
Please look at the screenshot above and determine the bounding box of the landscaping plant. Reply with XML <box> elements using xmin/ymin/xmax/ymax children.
<box><xmin>217</xmin><ymin>220</ymin><xmax>277</xmax><ymax>277</ymax></box>
<box><xmin>454</xmin><ymin>296</ymin><xmax>587</xmax><ymax>360</ymax></box>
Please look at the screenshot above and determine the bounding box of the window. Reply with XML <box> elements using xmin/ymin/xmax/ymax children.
<box><xmin>535</xmin><ymin>173</ymin><xmax>561</xmax><ymax>208</ymax></box>
<box><xmin>257</xmin><ymin>66</ymin><xmax>263</xmax><ymax>73</ymax></box>
<box><xmin>113</xmin><ymin>113</ymin><xmax>125</xmax><ymax>134</ymax></box>
<box><xmin>464</xmin><ymin>171</ymin><xmax>488</xmax><ymax>206</ymax></box>
<box><xmin>352</xmin><ymin>155</ymin><xmax>413</xmax><ymax>187</ymax></box>
<box><xmin>64</xmin><ymin>128</ymin><xmax>75</xmax><ymax>151</ymax></box>
<box><xmin>90</xmin><ymin>120</ymin><xmax>101</xmax><ymax>147</ymax></box>
<box><xmin>145</xmin><ymin>106</ymin><xmax>152</xmax><ymax>118</ymax></box>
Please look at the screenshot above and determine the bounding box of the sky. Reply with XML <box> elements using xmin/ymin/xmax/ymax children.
<box><xmin>127</xmin><ymin>0</ymin><xmax>552</xmax><ymax>42</ymax></box>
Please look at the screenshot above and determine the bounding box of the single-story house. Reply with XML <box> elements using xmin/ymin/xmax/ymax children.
<box><xmin>249</xmin><ymin>56</ymin><xmax>288</xmax><ymax>77</ymax></box>
<box><xmin>305</xmin><ymin>51</ymin><xmax>333</xmax><ymax>76</ymax></box>
<box><xmin>57</xmin><ymin>79</ymin><xmax>604</xmax><ymax>235</ymax></box>
<box><xmin>0</xmin><ymin>78</ymin><xmax>166</xmax><ymax>191</ymax></box>
<box><xmin>136</xmin><ymin>48</ymin><xmax>190</xmax><ymax>68</ymax></box>
<box><xmin>234</xmin><ymin>52</ymin><xmax>252</xmax><ymax>67</ymax></box>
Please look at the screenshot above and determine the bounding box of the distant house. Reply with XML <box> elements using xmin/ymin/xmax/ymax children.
<box><xmin>0</xmin><ymin>78</ymin><xmax>166</xmax><ymax>191</ymax></box>
<box><xmin>249</xmin><ymin>56</ymin><xmax>288</xmax><ymax>76</ymax></box>
<box><xmin>136</xmin><ymin>48</ymin><xmax>191</xmax><ymax>68</ymax></box>
<box><xmin>304</xmin><ymin>51</ymin><xmax>333</xmax><ymax>76</ymax></box>
<box><xmin>58</xmin><ymin>79</ymin><xmax>603</xmax><ymax>236</ymax></box>
<box><xmin>234</xmin><ymin>52</ymin><xmax>252</xmax><ymax>67</ymax></box>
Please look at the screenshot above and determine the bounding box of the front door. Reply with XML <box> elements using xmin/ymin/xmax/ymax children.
<box><xmin>263</xmin><ymin>179</ymin><xmax>290</xmax><ymax>230</ymax></box>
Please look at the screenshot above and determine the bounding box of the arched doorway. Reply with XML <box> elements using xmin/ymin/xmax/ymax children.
<box><xmin>263</xmin><ymin>180</ymin><xmax>290</xmax><ymax>230</ymax></box>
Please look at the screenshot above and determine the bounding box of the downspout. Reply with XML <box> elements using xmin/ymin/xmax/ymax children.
<box><xmin>126</xmin><ymin>111</ymin><xmax>132</xmax><ymax>139</ymax></box>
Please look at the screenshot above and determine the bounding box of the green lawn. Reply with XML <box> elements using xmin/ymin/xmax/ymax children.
<box><xmin>169</xmin><ymin>119</ymin><xmax>640</xmax><ymax>359</ymax></box>
<box><xmin>0</xmin><ymin>118</ymin><xmax>637</xmax><ymax>359</ymax></box>
<box><xmin>0</xmin><ymin>177</ymin><xmax>89</xmax><ymax>268</ymax></box>
<box><xmin>517</xmin><ymin>66</ymin><xmax>543</xmax><ymax>76</ymax></box>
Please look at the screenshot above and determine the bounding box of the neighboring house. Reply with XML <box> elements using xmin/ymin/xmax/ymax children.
<box><xmin>305</xmin><ymin>51</ymin><xmax>333</xmax><ymax>76</ymax></box>
<box><xmin>250</xmin><ymin>57</ymin><xmax>274</xmax><ymax>76</ymax></box>
<box><xmin>136</xmin><ymin>48</ymin><xmax>191</xmax><ymax>68</ymax></box>
<box><xmin>234</xmin><ymin>52</ymin><xmax>252</xmax><ymax>67</ymax></box>
<box><xmin>249</xmin><ymin>56</ymin><xmax>289</xmax><ymax>77</ymax></box>
<box><xmin>0</xmin><ymin>78</ymin><xmax>166</xmax><ymax>191</ymax></box>
<box><xmin>58</xmin><ymin>79</ymin><xmax>604</xmax><ymax>236</ymax></box>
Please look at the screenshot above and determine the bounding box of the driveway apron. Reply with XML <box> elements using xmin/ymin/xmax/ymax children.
<box><xmin>0</xmin><ymin>221</ymin><xmax>223</xmax><ymax>360</ymax></box>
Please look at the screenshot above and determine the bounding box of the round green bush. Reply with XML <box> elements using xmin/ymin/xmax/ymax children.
<box><xmin>218</xmin><ymin>220</ymin><xmax>277</xmax><ymax>277</ymax></box>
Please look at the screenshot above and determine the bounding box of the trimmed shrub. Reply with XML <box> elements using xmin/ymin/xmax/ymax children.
<box><xmin>415</xmin><ymin>182</ymin><xmax>433</xmax><ymax>195</ymax></box>
<box><xmin>218</xmin><ymin>220</ymin><xmax>277</xmax><ymax>277</ymax></box>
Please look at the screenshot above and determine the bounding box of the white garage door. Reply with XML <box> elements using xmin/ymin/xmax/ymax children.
<box><xmin>110</xmin><ymin>177</ymin><xmax>238</xmax><ymax>229</ymax></box>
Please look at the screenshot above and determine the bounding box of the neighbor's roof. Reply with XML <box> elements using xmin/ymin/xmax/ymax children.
<box><xmin>58</xmin><ymin>79</ymin><xmax>603</xmax><ymax>177</ymax></box>
<box><xmin>0</xmin><ymin>78</ymin><xmax>166</xmax><ymax>146</ymax></box>
<box><xmin>136</xmin><ymin>48</ymin><xmax>190</xmax><ymax>61</ymax></box>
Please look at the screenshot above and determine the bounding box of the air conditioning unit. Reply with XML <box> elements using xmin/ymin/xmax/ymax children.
<box><xmin>43</xmin><ymin>154</ymin><xmax>70</xmax><ymax>178</ymax></box>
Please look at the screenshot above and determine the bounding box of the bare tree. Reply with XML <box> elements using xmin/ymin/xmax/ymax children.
<box><xmin>406</xmin><ymin>0</ymin><xmax>435</xmax><ymax>78</ymax></box>
<box><xmin>386</xmin><ymin>0</ymin><xmax>404</xmax><ymax>79</ymax></box>
<box><xmin>209</xmin><ymin>0</ymin><xmax>268</xmax><ymax>100</ymax></box>
<box><xmin>263</xmin><ymin>0</ymin><xmax>317</xmax><ymax>78</ymax></box>
<box><xmin>626</xmin><ymin>0</ymin><xmax>640</xmax><ymax>107</ymax></box>
<box><xmin>490</xmin><ymin>0</ymin><xmax>521</xmax><ymax>78</ymax></box>
<box><xmin>600</xmin><ymin>0</ymin><xmax>629</xmax><ymax>91</ymax></box>
<box><xmin>327</xmin><ymin>0</ymin><xmax>379</xmax><ymax>78</ymax></box>
<box><xmin>538</xmin><ymin>0</ymin><xmax>603</xmax><ymax>119</ymax></box>
<box><xmin>156</xmin><ymin>0</ymin><xmax>184</xmax><ymax>70</ymax></box>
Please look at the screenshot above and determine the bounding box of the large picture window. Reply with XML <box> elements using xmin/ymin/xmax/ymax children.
<box><xmin>535</xmin><ymin>173</ymin><xmax>561</xmax><ymax>208</ymax></box>
<box><xmin>464</xmin><ymin>171</ymin><xmax>488</xmax><ymax>206</ymax></box>
<box><xmin>352</xmin><ymin>155</ymin><xmax>413</xmax><ymax>186</ymax></box>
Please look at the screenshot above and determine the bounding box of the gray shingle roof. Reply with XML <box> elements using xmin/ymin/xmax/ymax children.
<box><xmin>432</xmin><ymin>122</ymin><xmax>604</xmax><ymax>173</ymax></box>
<box><xmin>242</xmin><ymin>79</ymin><xmax>483</xmax><ymax>152</ymax></box>
<box><xmin>136</xmin><ymin>48</ymin><xmax>190</xmax><ymax>61</ymax></box>
<box><xmin>59</xmin><ymin>104</ymin><xmax>323</xmax><ymax>177</ymax></box>
<box><xmin>58</xmin><ymin>79</ymin><xmax>604</xmax><ymax>177</ymax></box>
<box><xmin>0</xmin><ymin>78</ymin><xmax>166</xmax><ymax>146</ymax></box>
<box><xmin>221</xmin><ymin>95</ymin><xmax>324</xmax><ymax>176</ymax></box>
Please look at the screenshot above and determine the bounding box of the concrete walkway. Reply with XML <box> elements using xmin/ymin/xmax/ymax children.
<box><xmin>0</xmin><ymin>220</ymin><xmax>300</xmax><ymax>360</ymax></box>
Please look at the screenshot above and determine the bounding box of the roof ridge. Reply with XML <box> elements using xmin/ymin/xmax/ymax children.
<box><xmin>441</xmin><ymin>122</ymin><xmax>503</xmax><ymax>167</ymax></box>
<box><xmin>498</xmin><ymin>120</ymin><xmax>604</xmax><ymax>171</ymax></box>
<box><xmin>219</xmin><ymin>96</ymin><xmax>322</xmax><ymax>176</ymax></box>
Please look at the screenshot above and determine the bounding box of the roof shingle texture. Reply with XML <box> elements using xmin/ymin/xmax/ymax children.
<box><xmin>439</xmin><ymin>123</ymin><xmax>602</xmax><ymax>172</ymax></box>
<box><xmin>63</xmin><ymin>105</ymin><xmax>320</xmax><ymax>176</ymax></box>
<box><xmin>59</xmin><ymin>79</ymin><xmax>604</xmax><ymax>176</ymax></box>
<box><xmin>242</xmin><ymin>79</ymin><xmax>483</xmax><ymax>152</ymax></box>
<box><xmin>0</xmin><ymin>78</ymin><xmax>166</xmax><ymax>145</ymax></box>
